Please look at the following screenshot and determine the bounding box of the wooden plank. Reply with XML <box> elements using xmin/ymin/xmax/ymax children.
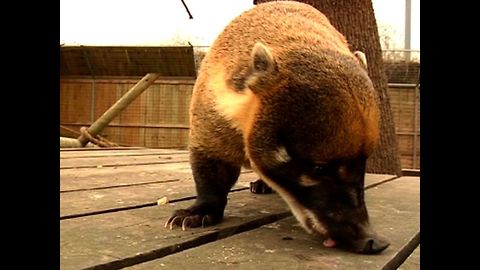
<box><xmin>60</xmin><ymin>174</ymin><xmax>397</xmax><ymax>269</ymax></box>
<box><xmin>60</xmin><ymin>82</ymin><xmax>92</xmax><ymax>124</ymax></box>
<box><xmin>397</xmin><ymin>134</ymin><xmax>421</xmax><ymax>169</ymax></box>
<box><xmin>60</xmin><ymin>172</ymin><xmax>259</xmax><ymax>218</ymax></box>
<box><xmin>60</xmin><ymin>149</ymin><xmax>188</xmax><ymax>159</ymax></box>
<box><xmin>60</xmin><ymin>171</ymin><xmax>393</xmax><ymax>219</ymax></box>
<box><xmin>402</xmin><ymin>169</ymin><xmax>420</xmax><ymax>177</ymax></box>
<box><xmin>93</xmin><ymin>83</ymin><xmax>122</xmax><ymax>143</ymax></box>
<box><xmin>131</xmin><ymin>176</ymin><xmax>419</xmax><ymax>270</ymax></box>
<box><xmin>389</xmin><ymin>87</ymin><xmax>416</xmax><ymax>132</ymax></box>
<box><xmin>94</xmin><ymin>82</ymin><xmax>120</xmax><ymax>124</ymax></box>
<box><xmin>60</xmin><ymin>162</ymin><xmax>193</xmax><ymax>192</ymax></box>
<box><xmin>60</xmin><ymin>147</ymin><xmax>146</xmax><ymax>152</ymax></box>
<box><xmin>117</xmin><ymin>81</ymin><xmax>147</xmax><ymax>146</ymax></box>
<box><xmin>363</xmin><ymin>173</ymin><xmax>397</xmax><ymax>185</ymax></box>
<box><xmin>60</xmin><ymin>147</ymin><xmax>393</xmax><ymax>193</ymax></box>
<box><xmin>388</xmin><ymin>85</ymin><xmax>420</xmax><ymax>171</ymax></box>
<box><xmin>178</xmin><ymin>84</ymin><xmax>193</xmax><ymax>125</ymax></box>
<box><xmin>60</xmin><ymin>189</ymin><xmax>291</xmax><ymax>270</ymax></box>
<box><xmin>120</xmin><ymin>126</ymin><xmax>145</xmax><ymax>147</ymax></box>
<box><xmin>60</xmin><ymin>158</ymin><xmax>189</xmax><ymax>170</ymax></box>
<box><xmin>144</xmin><ymin>128</ymin><xmax>189</xmax><ymax>149</ymax></box>
<box><xmin>143</xmin><ymin>83</ymin><xmax>191</xmax><ymax>148</ymax></box>
<box><xmin>60</xmin><ymin>152</ymin><xmax>190</xmax><ymax>169</ymax></box>
<box><xmin>144</xmin><ymin>84</ymin><xmax>163</xmax><ymax>149</ymax></box>
<box><xmin>398</xmin><ymin>245</ymin><xmax>420</xmax><ymax>270</ymax></box>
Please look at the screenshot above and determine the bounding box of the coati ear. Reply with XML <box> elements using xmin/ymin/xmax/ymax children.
<box><xmin>353</xmin><ymin>51</ymin><xmax>368</xmax><ymax>69</ymax></box>
<box><xmin>246</xmin><ymin>42</ymin><xmax>279</xmax><ymax>94</ymax></box>
<box><xmin>251</xmin><ymin>42</ymin><xmax>276</xmax><ymax>73</ymax></box>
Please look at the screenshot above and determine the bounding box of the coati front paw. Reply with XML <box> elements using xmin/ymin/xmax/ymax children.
<box><xmin>164</xmin><ymin>208</ymin><xmax>221</xmax><ymax>231</ymax></box>
<box><xmin>250</xmin><ymin>179</ymin><xmax>273</xmax><ymax>194</ymax></box>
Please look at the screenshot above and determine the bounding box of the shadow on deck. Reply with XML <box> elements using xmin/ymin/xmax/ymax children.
<box><xmin>60</xmin><ymin>147</ymin><xmax>420</xmax><ymax>270</ymax></box>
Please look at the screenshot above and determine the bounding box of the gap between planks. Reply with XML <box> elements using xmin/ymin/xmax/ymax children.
<box><xmin>60</xmin><ymin>159</ymin><xmax>191</xmax><ymax>170</ymax></box>
<box><xmin>60</xmin><ymin>170</ymin><xmax>254</xmax><ymax>193</ymax></box>
<box><xmin>75</xmin><ymin>175</ymin><xmax>403</xmax><ymax>270</ymax></box>
<box><xmin>60</xmin><ymin>187</ymin><xmax>250</xmax><ymax>220</ymax></box>
<box><xmin>60</xmin><ymin>179</ymin><xmax>182</xmax><ymax>193</ymax></box>
<box><xmin>381</xmin><ymin>231</ymin><xmax>420</xmax><ymax>270</ymax></box>
<box><xmin>60</xmin><ymin>151</ymin><xmax>189</xmax><ymax>159</ymax></box>
<box><xmin>60</xmin><ymin>147</ymin><xmax>147</xmax><ymax>152</ymax></box>
<box><xmin>81</xmin><ymin>212</ymin><xmax>292</xmax><ymax>270</ymax></box>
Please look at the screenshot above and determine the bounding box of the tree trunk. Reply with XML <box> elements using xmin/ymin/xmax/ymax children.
<box><xmin>254</xmin><ymin>0</ymin><xmax>402</xmax><ymax>175</ymax></box>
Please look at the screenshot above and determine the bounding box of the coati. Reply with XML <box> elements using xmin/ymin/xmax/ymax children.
<box><xmin>165</xmin><ymin>1</ymin><xmax>389</xmax><ymax>254</ymax></box>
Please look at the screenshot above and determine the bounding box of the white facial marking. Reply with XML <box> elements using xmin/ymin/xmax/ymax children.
<box><xmin>272</xmin><ymin>146</ymin><xmax>291</xmax><ymax>164</ymax></box>
<box><xmin>250</xmin><ymin>162</ymin><xmax>328</xmax><ymax>237</ymax></box>
<box><xmin>305</xmin><ymin>210</ymin><xmax>328</xmax><ymax>235</ymax></box>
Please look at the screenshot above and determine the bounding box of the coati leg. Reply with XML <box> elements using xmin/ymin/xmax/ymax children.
<box><xmin>165</xmin><ymin>150</ymin><xmax>241</xmax><ymax>230</ymax></box>
<box><xmin>250</xmin><ymin>179</ymin><xmax>273</xmax><ymax>194</ymax></box>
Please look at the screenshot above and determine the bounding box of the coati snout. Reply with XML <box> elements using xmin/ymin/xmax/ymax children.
<box><xmin>165</xmin><ymin>1</ymin><xmax>389</xmax><ymax>254</ymax></box>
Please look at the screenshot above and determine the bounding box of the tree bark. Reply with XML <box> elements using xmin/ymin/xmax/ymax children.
<box><xmin>254</xmin><ymin>0</ymin><xmax>402</xmax><ymax>175</ymax></box>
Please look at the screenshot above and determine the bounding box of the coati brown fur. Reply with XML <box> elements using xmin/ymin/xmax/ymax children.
<box><xmin>165</xmin><ymin>1</ymin><xmax>389</xmax><ymax>254</ymax></box>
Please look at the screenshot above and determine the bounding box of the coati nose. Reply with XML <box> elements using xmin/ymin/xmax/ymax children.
<box><xmin>359</xmin><ymin>237</ymin><xmax>390</xmax><ymax>254</ymax></box>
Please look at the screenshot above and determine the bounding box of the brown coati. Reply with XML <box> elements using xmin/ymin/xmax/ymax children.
<box><xmin>165</xmin><ymin>1</ymin><xmax>389</xmax><ymax>254</ymax></box>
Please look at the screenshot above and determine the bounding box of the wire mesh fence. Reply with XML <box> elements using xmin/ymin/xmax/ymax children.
<box><xmin>60</xmin><ymin>46</ymin><xmax>196</xmax><ymax>77</ymax></box>
<box><xmin>382</xmin><ymin>49</ymin><xmax>420</xmax><ymax>84</ymax></box>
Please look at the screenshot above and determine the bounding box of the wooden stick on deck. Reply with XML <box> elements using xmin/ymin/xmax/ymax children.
<box><xmin>60</xmin><ymin>137</ymin><xmax>83</xmax><ymax>148</ymax></box>
<box><xmin>60</xmin><ymin>73</ymin><xmax>161</xmax><ymax>148</ymax></box>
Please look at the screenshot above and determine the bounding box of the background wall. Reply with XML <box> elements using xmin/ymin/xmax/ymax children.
<box><xmin>60</xmin><ymin>75</ymin><xmax>419</xmax><ymax>169</ymax></box>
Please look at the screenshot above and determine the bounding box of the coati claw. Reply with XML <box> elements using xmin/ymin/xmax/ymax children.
<box><xmin>169</xmin><ymin>216</ymin><xmax>183</xmax><ymax>230</ymax></box>
<box><xmin>181</xmin><ymin>217</ymin><xmax>192</xmax><ymax>231</ymax></box>
<box><xmin>165</xmin><ymin>208</ymin><xmax>219</xmax><ymax>230</ymax></box>
<box><xmin>164</xmin><ymin>218</ymin><xmax>170</xmax><ymax>228</ymax></box>
<box><xmin>201</xmin><ymin>215</ymin><xmax>213</xmax><ymax>228</ymax></box>
<box><xmin>250</xmin><ymin>180</ymin><xmax>273</xmax><ymax>194</ymax></box>
<box><xmin>164</xmin><ymin>215</ymin><xmax>176</xmax><ymax>228</ymax></box>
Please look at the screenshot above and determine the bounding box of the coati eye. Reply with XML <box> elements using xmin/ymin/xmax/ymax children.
<box><xmin>312</xmin><ymin>164</ymin><xmax>327</xmax><ymax>177</ymax></box>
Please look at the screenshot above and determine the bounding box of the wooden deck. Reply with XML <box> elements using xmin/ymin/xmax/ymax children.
<box><xmin>60</xmin><ymin>147</ymin><xmax>420</xmax><ymax>270</ymax></box>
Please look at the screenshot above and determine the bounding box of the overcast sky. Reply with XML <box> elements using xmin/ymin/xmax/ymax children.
<box><xmin>60</xmin><ymin>0</ymin><xmax>419</xmax><ymax>50</ymax></box>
